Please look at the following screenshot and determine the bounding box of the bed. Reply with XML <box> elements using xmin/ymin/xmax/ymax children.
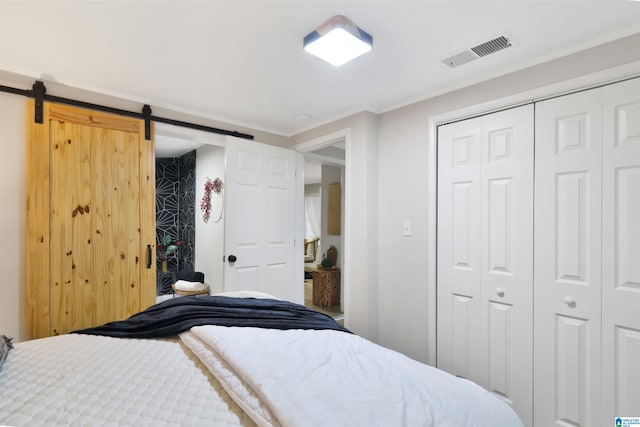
<box><xmin>0</xmin><ymin>292</ymin><xmax>523</xmax><ymax>426</ymax></box>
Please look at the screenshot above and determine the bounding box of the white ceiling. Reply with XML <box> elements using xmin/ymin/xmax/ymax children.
<box><xmin>1</xmin><ymin>1</ymin><xmax>639</xmax><ymax>138</ymax></box>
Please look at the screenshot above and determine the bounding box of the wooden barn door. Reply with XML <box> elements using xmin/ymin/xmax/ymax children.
<box><xmin>26</xmin><ymin>101</ymin><xmax>156</xmax><ymax>338</ymax></box>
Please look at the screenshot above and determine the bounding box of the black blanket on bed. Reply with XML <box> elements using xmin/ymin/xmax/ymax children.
<box><xmin>72</xmin><ymin>296</ymin><xmax>350</xmax><ymax>338</ymax></box>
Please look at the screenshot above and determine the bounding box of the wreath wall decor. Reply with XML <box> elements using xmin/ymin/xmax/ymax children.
<box><xmin>200</xmin><ymin>177</ymin><xmax>224</xmax><ymax>223</ymax></box>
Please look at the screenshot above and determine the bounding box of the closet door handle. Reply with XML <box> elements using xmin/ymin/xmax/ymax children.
<box><xmin>563</xmin><ymin>296</ymin><xmax>576</xmax><ymax>308</ymax></box>
<box><xmin>496</xmin><ymin>288</ymin><xmax>505</xmax><ymax>298</ymax></box>
<box><xmin>146</xmin><ymin>244</ymin><xmax>152</xmax><ymax>269</ymax></box>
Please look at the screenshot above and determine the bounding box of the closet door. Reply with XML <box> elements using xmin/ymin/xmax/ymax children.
<box><xmin>479</xmin><ymin>107</ymin><xmax>533</xmax><ymax>426</ymax></box>
<box><xmin>601</xmin><ymin>78</ymin><xmax>640</xmax><ymax>424</ymax></box>
<box><xmin>534</xmin><ymin>89</ymin><xmax>603</xmax><ymax>426</ymax></box>
<box><xmin>437</xmin><ymin>105</ymin><xmax>534</xmax><ymax>425</ymax></box>
<box><xmin>437</xmin><ymin>116</ymin><xmax>482</xmax><ymax>383</ymax></box>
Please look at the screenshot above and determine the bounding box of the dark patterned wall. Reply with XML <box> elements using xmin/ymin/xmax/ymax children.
<box><xmin>178</xmin><ymin>151</ymin><xmax>196</xmax><ymax>272</ymax></box>
<box><xmin>155</xmin><ymin>150</ymin><xmax>196</xmax><ymax>295</ymax></box>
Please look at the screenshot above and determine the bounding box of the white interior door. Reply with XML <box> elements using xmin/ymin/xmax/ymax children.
<box><xmin>534</xmin><ymin>88</ymin><xmax>603</xmax><ymax>427</ymax></box>
<box><xmin>437</xmin><ymin>104</ymin><xmax>534</xmax><ymax>425</ymax></box>
<box><xmin>224</xmin><ymin>136</ymin><xmax>298</xmax><ymax>303</ymax></box>
<box><xmin>437</xmin><ymin>115</ymin><xmax>482</xmax><ymax>383</ymax></box>
<box><xmin>478</xmin><ymin>106</ymin><xmax>533</xmax><ymax>426</ymax></box>
<box><xmin>601</xmin><ymin>78</ymin><xmax>640</xmax><ymax>424</ymax></box>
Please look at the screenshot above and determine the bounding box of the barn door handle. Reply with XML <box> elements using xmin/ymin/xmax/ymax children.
<box><xmin>228</xmin><ymin>255</ymin><xmax>237</xmax><ymax>263</ymax></box>
<box><xmin>146</xmin><ymin>244</ymin><xmax>152</xmax><ymax>269</ymax></box>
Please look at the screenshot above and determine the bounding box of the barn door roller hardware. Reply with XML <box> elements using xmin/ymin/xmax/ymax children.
<box><xmin>0</xmin><ymin>80</ymin><xmax>254</xmax><ymax>141</ymax></box>
<box><xmin>142</xmin><ymin>104</ymin><xmax>152</xmax><ymax>140</ymax></box>
<box><xmin>33</xmin><ymin>81</ymin><xmax>46</xmax><ymax>124</ymax></box>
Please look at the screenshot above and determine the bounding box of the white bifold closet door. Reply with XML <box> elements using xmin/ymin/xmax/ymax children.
<box><xmin>437</xmin><ymin>104</ymin><xmax>534</xmax><ymax>425</ymax></box>
<box><xmin>601</xmin><ymin>78</ymin><xmax>640</xmax><ymax>422</ymax></box>
<box><xmin>534</xmin><ymin>78</ymin><xmax>640</xmax><ymax>427</ymax></box>
<box><xmin>534</xmin><ymin>87</ymin><xmax>603</xmax><ymax>427</ymax></box>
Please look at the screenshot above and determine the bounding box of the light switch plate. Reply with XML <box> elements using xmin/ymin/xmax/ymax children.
<box><xmin>403</xmin><ymin>220</ymin><xmax>412</xmax><ymax>236</ymax></box>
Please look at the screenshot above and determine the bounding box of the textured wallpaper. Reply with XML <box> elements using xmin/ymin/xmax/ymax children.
<box><xmin>155</xmin><ymin>151</ymin><xmax>196</xmax><ymax>295</ymax></box>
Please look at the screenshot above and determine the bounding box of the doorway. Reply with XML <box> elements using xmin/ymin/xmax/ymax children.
<box><xmin>154</xmin><ymin>124</ymin><xmax>226</xmax><ymax>302</ymax></box>
<box><xmin>154</xmin><ymin>125</ymin><xmax>300</xmax><ymax>304</ymax></box>
<box><xmin>153</xmin><ymin>124</ymin><xmax>347</xmax><ymax>312</ymax></box>
<box><xmin>297</xmin><ymin>132</ymin><xmax>348</xmax><ymax>322</ymax></box>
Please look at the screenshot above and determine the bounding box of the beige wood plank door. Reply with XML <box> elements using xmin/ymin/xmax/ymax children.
<box><xmin>27</xmin><ymin>102</ymin><xmax>156</xmax><ymax>338</ymax></box>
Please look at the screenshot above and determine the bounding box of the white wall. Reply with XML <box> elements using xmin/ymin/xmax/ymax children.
<box><xmin>342</xmin><ymin>113</ymin><xmax>381</xmax><ymax>340</ymax></box>
<box><xmin>195</xmin><ymin>144</ymin><xmax>226</xmax><ymax>294</ymax></box>
<box><xmin>0</xmin><ymin>93</ymin><xmax>26</xmax><ymax>341</ymax></box>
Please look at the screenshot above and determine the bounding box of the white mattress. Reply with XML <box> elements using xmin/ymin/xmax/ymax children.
<box><xmin>0</xmin><ymin>333</ymin><xmax>256</xmax><ymax>426</ymax></box>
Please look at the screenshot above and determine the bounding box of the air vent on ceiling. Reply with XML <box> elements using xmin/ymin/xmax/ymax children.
<box><xmin>442</xmin><ymin>35</ymin><xmax>513</xmax><ymax>69</ymax></box>
<box><xmin>442</xmin><ymin>50</ymin><xmax>478</xmax><ymax>68</ymax></box>
<box><xmin>471</xmin><ymin>35</ymin><xmax>512</xmax><ymax>57</ymax></box>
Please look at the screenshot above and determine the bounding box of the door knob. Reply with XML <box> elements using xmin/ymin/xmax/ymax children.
<box><xmin>496</xmin><ymin>288</ymin><xmax>505</xmax><ymax>298</ymax></box>
<box><xmin>228</xmin><ymin>255</ymin><xmax>237</xmax><ymax>263</ymax></box>
<box><xmin>563</xmin><ymin>296</ymin><xmax>576</xmax><ymax>308</ymax></box>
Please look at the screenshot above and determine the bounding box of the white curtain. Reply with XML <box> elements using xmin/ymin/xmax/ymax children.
<box><xmin>305</xmin><ymin>194</ymin><xmax>321</xmax><ymax>240</ymax></box>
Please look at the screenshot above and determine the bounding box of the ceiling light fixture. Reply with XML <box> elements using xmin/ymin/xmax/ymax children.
<box><xmin>303</xmin><ymin>15</ymin><xmax>372</xmax><ymax>67</ymax></box>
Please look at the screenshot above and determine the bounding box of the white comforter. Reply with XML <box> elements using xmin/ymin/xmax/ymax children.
<box><xmin>182</xmin><ymin>325</ymin><xmax>524</xmax><ymax>427</ymax></box>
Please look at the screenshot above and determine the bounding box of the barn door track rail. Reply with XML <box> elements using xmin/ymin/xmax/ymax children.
<box><xmin>0</xmin><ymin>80</ymin><xmax>254</xmax><ymax>141</ymax></box>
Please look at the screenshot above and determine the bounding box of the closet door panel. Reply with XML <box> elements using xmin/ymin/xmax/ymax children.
<box><xmin>601</xmin><ymin>77</ymin><xmax>640</xmax><ymax>423</ymax></box>
<box><xmin>480</xmin><ymin>106</ymin><xmax>533</xmax><ymax>425</ymax></box>
<box><xmin>437</xmin><ymin>117</ymin><xmax>482</xmax><ymax>382</ymax></box>
<box><xmin>534</xmin><ymin>89</ymin><xmax>602</xmax><ymax>427</ymax></box>
<box><xmin>438</xmin><ymin>105</ymin><xmax>533</xmax><ymax>425</ymax></box>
